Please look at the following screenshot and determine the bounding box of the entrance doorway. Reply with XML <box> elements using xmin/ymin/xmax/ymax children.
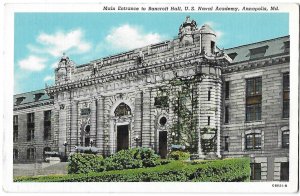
<box><xmin>159</xmin><ymin>131</ymin><xmax>168</xmax><ymax>158</ymax></box>
<box><xmin>117</xmin><ymin>125</ymin><xmax>129</xmax><ymax>151</ymax></box>
<box><xmin>84</xmin><ymin>125</ymin><xmax>90</xmax><ymax>147</ymax></box>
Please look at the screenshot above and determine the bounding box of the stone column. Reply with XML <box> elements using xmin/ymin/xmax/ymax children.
<box><xmin>215</xmin><ymin>79</ymin><xmax>222</xmax><ymax>158</ymax></box>
<box><xmin>149</xmin><ymin>89</ymin><xmax>155</xmax><ymax>149</ymax></box>
<box><xmin>103</xmin><ymin>97</ymin><xmax>111</xmax><ymax>156</ymax></box>
<box><xmin>67</xmin><ymin>101</ymin><xmax>72</xmax><ymax>153</ymax></box>
<box><xmin>58</xmin><ymin>103</ymin><xmax>67</xmax><ymax>154</ymax></box>
<box><xmin>197</xmin><ymin>83</ymin><xmax>204</xmax><ymax>158</ymax></box>
<box><xmin>96</xmin><ymin>97</ymin><xmax>104</xmax><ymax>154</ymax></box>
<box><xmin>134</xmin><ymin>90</ymin><xmax>143</xmax><ymax>147</ymax></box>
<box><xmin>90</xmin><ymin>98</ymin><xmax>97</xmax><ymax>146</ymax></box>
<box><xmin>142</xmin><ymin>88</ymin><xmax>151</xmax><ymax>147</ymax></box>
<box><xmin>70</xmin><ymin>100</ymin><xmax>78</xmax><ymax>152</ymax></box>
<box><xmin>53</xmin><ymin>103</ymin><xmax>60</xmax><ymax>148</ymax></box>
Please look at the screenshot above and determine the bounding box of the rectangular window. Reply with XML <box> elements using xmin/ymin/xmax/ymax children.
<box><xmin>13</xmin><ymin>130</ymin><xmax>18</xmax><ymax>143</ymax></box>
<box><xmin>224</xmin><ymin>136</ymin><xmax>229</xmax><ymax>151</ymax></box>
<box><xmin>27</xmin><ymin>113</ymin><xmax>34</xmax><ymax>124</ymax></box>
<box><xmin>245</xmin><ymin>133</ymin><xmax>261</xmax><ymax>150</ymax></box>
<box><xmin>208</xmin><ymin>116</ymin><xmax>210</xmax><ymax>126</ymax></box>
<box><xmin>27</xmin><ymin>113</ymin><xmax>35</xmax><ymax>141</ymax></box>
<box><xmin>44</xmin><ymin>110</ymin><xmax>51</xmax><ymax>121</ymax></box>
<box><xmin>13</xmin><ymin>115</ymin><xmax>18</xmax><ymax>125</ymax></box>
<box><xmin>13</xmin><ymin>149</ymin><xmax>18</xmax><ymax>160</ymax></box>
<box><xmin>44</xmin><ymin>127</ymin><xmax>51</xmax><ymax>141</ymax></box>
<box><xmin>80</xmin><ymin>108</ymin><xmax>91</xmax><ymax>116</ymax></box>
<box><xmin>283</xmin><ymin>73</ymin><xmax>289</xmax><ymax>118</ymax></box>
<box><xmin>246</xmin><ymin>77</ymin><xmax>262</xmax><ymax>121</ymax></box>
<box><xmin>211</xmin><ymin>41</ymin><xmax>215</xmax><ymax>54</ymax></box>
<box><xmin>250</xmin><ymin>163</ymin><xmax>261</xmax><ymax>180</ymax></box>
<box><xmin>249</xmin><ymin>46</ymin><xmax>268</xmax><ymax>60</ymax></box>
<box><xmin>27</xmin><ymin>129</ymin><xmax>35</xmax><ymax>141</ymax></box>
<box><xmin>225</xmin><ymin>81</ymin><xmax>230</xmax><ymax>99</ymax></box>
<box><xmin>280</xmin><ymin>162</ymin><xmax>289</xmax><ymax>181</ymax></box>
<box><xmin>225</xmin><ymin>106</ymin><xmax>229</xmax><ymax>124</ymax></box>
<box><xmin>13</xmin><ymin>115</ymin><xmax>18</xmax><ymax>142</ymax></box>
<box><xmin>154</xmin><ymin>96</ymin><xmax>168</xmax><ymax>108</ymax></box>
<box><xmin>44</xmin><ymin>110</ymin><xmax>51</xmax><ymax>140</ymax></box>
<box><xmin>282</xmin><ymin>131</ymin><xmax>289</xmax><ymax>148</ymax></box>
<box><xmin>27</xmin><ymin>148</ymin><xmax>35</xmax><ymax>160</ymax></box>
<box><xmin>208</xmin><ymin>90</ymin><xmax>211</xmax><ymax>101</ymax></box>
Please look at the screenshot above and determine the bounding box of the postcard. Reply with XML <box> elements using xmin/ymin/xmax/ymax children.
<box><xmin>2</xmin><ymin>0</ymin><xmax>299</xmax><ymax>193</ymax></box>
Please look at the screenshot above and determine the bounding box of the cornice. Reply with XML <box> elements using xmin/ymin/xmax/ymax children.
<box><xmin>13</xmin><ymin>100</ymin><xmax>54</xmax><ymax>111</ymax></box>
<box><xmin>46</xmin><ymin>52</ymin><xmax>229</xmax><ymax>94</ymax></box>
<box><xmin>223</xmin><ymin>54</ymin><xmax>289</xmax><ymax>74</ymax></box>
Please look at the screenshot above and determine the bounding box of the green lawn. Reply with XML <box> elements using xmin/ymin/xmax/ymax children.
<box><xmin>14</xmin><ymin>158</ymin><xmax>250</xmax><ymax>182</ymax></box>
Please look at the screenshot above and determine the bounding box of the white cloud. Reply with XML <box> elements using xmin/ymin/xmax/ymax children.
<box><xmin>44</xmin><ymin>75</ymin><xmax>55</xmax><ymax>82</ymax></box>
<box><xmin>18</xmin><ymin>55</ymin><xmax>47</xmax><ymax>71</ymax></box>
<box><xmin>51</xmin><ymin>62</ymin><xmax>58</xmax><ymax>68</ymax></box>
<box><xmin>203</xmin><ymin>21</ymin><xmax>216</xmax><ymax>28</ymax></box>
<box><xmin>30</xmin><ymin>29</ymin><xmax>91</xmax><ymax>57</ymax></box>
<box><xmin>203</xmin><ymin>21</ymin><xmax>224</xmax><ymax>41</ymax></box>
<box><xmin>215</xmin><ymin>30</ymin><xmax>224</xmax><ymax>39</ymax></box>
<box><xmin>105</xmin><ymin>24</ymin><xmax>162</xmax><ymax>51</ymax></box>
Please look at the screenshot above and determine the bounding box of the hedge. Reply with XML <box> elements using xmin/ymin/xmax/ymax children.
<box><xmin>68</xmin><ymin>147</ymin><xmax>160</xmax><ymax>174</ymax></box>
<box><xmin>14</xmin><ymin>158</ymin><xmax>250</xmax><ymax>182</ymax></box>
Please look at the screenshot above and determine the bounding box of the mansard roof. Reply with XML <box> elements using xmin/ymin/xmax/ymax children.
<box><xmin>14</xmin><ymin>89</ymin><xmax>52</xmax><ymax>106</ymax></box>
<box><xmin>224</xmin><ymin>35</ymin><xmax>289</xmax><ymax>64</ymax></box>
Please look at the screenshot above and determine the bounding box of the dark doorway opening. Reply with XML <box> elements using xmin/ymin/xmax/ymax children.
<box><xmin>84</xmin><ymin>125</ymin><xmax>91</xmax><ymax>147</ymax></box>
<box><xmin>117</xmin><ymin>125</ymin><xmax>129</xmax><ymax>151</ymax></box>
<box><xmin>159</xmin><ymin>131</ymin><xmax>168</xmax><ymax>158</ymax></box>
<box><xmin>280</xmin><ymin>162</ymin><xmax>289</xmax><ymax>181</ymax></box>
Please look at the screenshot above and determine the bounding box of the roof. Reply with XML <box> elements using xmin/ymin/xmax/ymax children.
<box><xmin>224</xmin><ymin>35</ymin><xmax>289</xmax><ymax>64</ymax></box>
<box><xmin>14</xmin><ymin>89</ymin><xmax>52</xmax><ymax>106</ymax></box>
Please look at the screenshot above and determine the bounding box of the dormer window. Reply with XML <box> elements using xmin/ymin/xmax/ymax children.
<box><xmin>15</xmin><ymin>97</ymin><xmax>26</xmax><ymax>105</ymax></box>
<box><xmin>284</xmin><ymin>41</ymin><xmax>290</xmax><ymax>53</ymax></box>
<box><xmin>228</xmin><ymin>52</ymin><xmax>238</xmax><ymax>60</ymax></box>
<box><xmin>249</xmin><ymin>46</ymin><xmax>268</xmax><ymax>60</ymax></box>
<box><xmin>34</xmin><ymin>93</ymin><xmax>44</xmax><ymax>102</ymax></box>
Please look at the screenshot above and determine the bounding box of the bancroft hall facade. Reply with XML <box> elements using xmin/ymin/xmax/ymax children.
<box><xmin>13</xmin><ymin>17</ymin><xmax>289</xmax><ymax>181</ymax></box>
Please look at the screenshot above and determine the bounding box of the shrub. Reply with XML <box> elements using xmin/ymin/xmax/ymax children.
<box><xmin>15</xmin><ymin>158</ymin><xmax>250</xmax><ymax>182</ymax></box>
<box><xmin>67</xmin><ymin>153</ymin><xmax>104</xmax><ymax>174</ymax></box>
<box><xmin>168</xmin><ymin>151</ymin><xmax>190</xmax><ymax>160</ymax></box>
<box><xmin>105</xmin><ymin>147</ymin><xmax>160</xmax><ymax>170</ymax></box>
<box><xmin>68</xmin><ymin>148</ymin><xmax>160</xmax><ymax>174</ymax></box>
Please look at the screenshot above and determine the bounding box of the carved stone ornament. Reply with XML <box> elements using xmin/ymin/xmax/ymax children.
<box><xmin>59</xmin><ymin>104</ymin><xmax>65</xmax><ymax>110</ymax></box>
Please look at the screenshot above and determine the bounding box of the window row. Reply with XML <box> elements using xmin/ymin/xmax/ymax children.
<box><xmin>13</xmin><ymin>110</ymin><xmax>52</xmax><ymax>142</ymax></box>
<box><xmin>223</xmin><ymin>130</ymin><xmax>289</xmax><ymax>151</ymax></box>
<box><xmin>13</xmin><ymin>147</ymin><xmax>53</xmax><ymax>160</ymax></box>
<box><xmin>224</xmin><ymin>73</ymin><xmax>289</xmax><ymax>123</ymax></box>
<box><xmin>250</xmin><ymin>162</ymin><xmax>289</xmax><ymax>181</ymax></box>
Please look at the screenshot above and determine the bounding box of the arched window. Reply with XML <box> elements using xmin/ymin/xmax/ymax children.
<box><xmin>282</xmin><ymin>130</ymin><xmax>289</xmax><ymax>148</ymax></box>
<box><xmin>114</xmin><ymin>103</ymin><xmax>131</xmax><ymax>117</ymax></box>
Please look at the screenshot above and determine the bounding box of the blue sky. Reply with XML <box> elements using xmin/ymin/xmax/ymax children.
<box><xmin>14</xmin><ymin>12</ymin><xmax>289</xmax><ymax>94</ymax></box>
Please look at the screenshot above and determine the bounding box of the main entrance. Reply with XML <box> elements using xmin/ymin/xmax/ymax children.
<box><xmin>159</xmin><ymin>131</ymin><xmax>168</xmax><ymax>158</ymax></box>
<box><xmin>117</xmin><ymin>125</ymin><xmax>129</xmax><ymax>151</ymax></box>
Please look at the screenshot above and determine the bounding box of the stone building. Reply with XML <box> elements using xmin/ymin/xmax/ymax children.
<box><xmin>13</xmin><ymin>16</ymin><xmax>289</xmax><ymax>181</ymax></box>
